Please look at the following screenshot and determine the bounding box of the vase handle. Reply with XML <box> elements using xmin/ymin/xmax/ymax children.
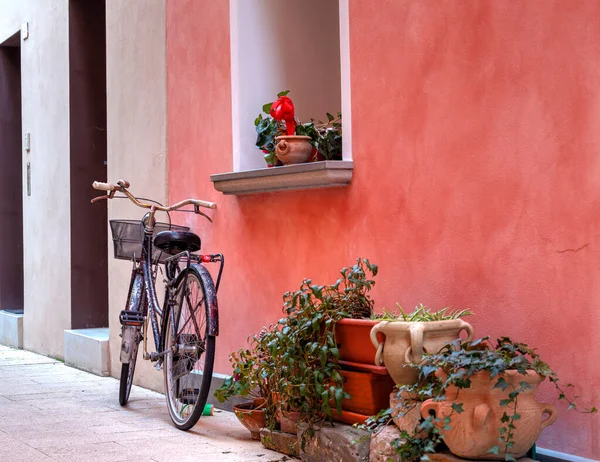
<box><xmin>539</xmin><ymin>403</ymin><xmax>558</xmax><ymax>429</ymax></box>
<box><xmin>275</xmin><ymin>139</ymin><xmax>290</xmax><ymax>156</ymax></box>
<box><xmin>407</xmin><ymin>323</ymin><xmax>425</xmax><ymax>363</ymax></box>
<box><xmin>459</xmin><ymin>320</ymin><xmax>475</xmax><ymax>341</ymax></box>
<box><xmin>420</xmin><ymin>399</ymin><xmax>439</xmax><ymax>421</ymax></box>
<box><xmin>370</xmin><ymin>322</ymin><xmax>386</xmax><ymax>366</ymax></box>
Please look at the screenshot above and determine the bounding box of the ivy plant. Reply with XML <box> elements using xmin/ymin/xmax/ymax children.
<box><xmin>361</xmin><ymin>337</ymin><xmax>597</xmax><ymax>462</ymax></box>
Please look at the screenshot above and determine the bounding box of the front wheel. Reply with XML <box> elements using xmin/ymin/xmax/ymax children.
<box><xmin>163</xmin><ymin>267</ymin><xmax>216</xmax><ymax>430</ymax></box>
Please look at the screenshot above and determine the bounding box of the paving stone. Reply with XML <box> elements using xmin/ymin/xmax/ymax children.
<box><xmin>0</xmin><ymin>344</ymin><xmax>282</xmax><ymax>461</ymax></box>
<box><xmin>298</xmin><ymin>423</ymin><xmax>370</xmax><ymax>462</ymax></box>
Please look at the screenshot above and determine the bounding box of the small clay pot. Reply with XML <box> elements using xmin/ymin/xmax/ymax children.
<box><xmin>233</xmin><ymin>401</ymin><xmax>267</xmax><ymax>440</ymax></box>
<box><xmin>275</xmin><ymin>135</ymin><xmax>312</xmax><ymax>164</ymax></box>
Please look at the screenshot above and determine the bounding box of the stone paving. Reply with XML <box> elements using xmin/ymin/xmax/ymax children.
<box><xmin>0</xmin><ymin>345</ymin><xmax>285</xmax><ymax>462</ymax></box>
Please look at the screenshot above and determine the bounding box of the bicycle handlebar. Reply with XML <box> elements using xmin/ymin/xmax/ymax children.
<box><xmin>92</xmin><ymin>181</ymin><xmax>118</xmax><ymax>192</ymax></box>
<box><xmin>91</xmin><ymin>179</ymin><xmax>217</xmax><ymax>213</ymax></box>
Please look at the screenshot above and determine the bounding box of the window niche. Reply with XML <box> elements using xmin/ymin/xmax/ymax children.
<box><xmin>214</xmin><ymin>0</ymin><xmax>352</xmax><ymax>194</ymax></box>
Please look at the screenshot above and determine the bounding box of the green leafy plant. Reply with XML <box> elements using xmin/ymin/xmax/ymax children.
<box><xmin>215</xmin><ymin>258</ymin><xmax>378</xmax><ymax>444</ymax></box>
<box><xmin>255</xmin><ymin>90</ymin><xmax>342</xmax><ymax>166</ymax></box>
<box><xmin>270</xmin><ymin>258</ymin><xmax>377</xmax><ymax>435</ymax></box>
<box><xmin>361</xmin><ymin>337</ymin><xmax>597</xmax><ymax>461</ymax></box>
<box><xmin>372</xmin><ymin>303</ymin><xmax>472</xmax><ymax>322</ymax></box>
<box><xmin>295</xmin><ymin>112</ymin><xmax>342</xmax><ymax>161</ymax></box>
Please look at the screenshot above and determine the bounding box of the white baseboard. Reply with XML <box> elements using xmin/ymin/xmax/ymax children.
<box><xmin>537</xmin><ymin>447</ymin><xmax>599</xmax><ymax>462</ymax></box>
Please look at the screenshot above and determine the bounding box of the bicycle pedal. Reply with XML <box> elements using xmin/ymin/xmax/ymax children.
<box><xmin>179</xmin><ymin>388</ymin><xmax>200</xmax><ymax>405</ymax></box>
<box><xmin>119</xmin><ymin>310</ymin><xmax>144</xmax><ymax>327</ymax></box>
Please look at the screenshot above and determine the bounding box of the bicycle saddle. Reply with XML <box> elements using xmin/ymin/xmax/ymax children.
<box><xmin>154</xmin><ymin>230</ymin><xmax>201</xmax><ymax>255</ymax></box>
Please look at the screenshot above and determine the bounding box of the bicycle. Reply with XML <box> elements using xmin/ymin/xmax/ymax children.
<box><xmin>92</xmin><ymin>179</ymin><xmax>223</xmax><ymax>430</ymax></box>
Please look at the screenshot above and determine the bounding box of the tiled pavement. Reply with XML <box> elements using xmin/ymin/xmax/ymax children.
<box><xmin>0</xmin><ymin>345</ymin><xmax>284</xmax><ymax>462</ymax></box>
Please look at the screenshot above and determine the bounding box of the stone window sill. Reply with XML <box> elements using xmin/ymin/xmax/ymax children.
<box><xmin>210</xmin><ymin>161</ymin><xmax>353</xmax><ymax>195</ymax></box>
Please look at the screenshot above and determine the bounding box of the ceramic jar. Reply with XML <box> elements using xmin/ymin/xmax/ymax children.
<box><xmin>370</xmin><ymin>319</ymin><xmax>474</xmax><ymax>385</ymax></box>
<box><xmin>420</xmin><ymin>370</ymin><xmax>557</xmax><ymax>460</ymax></box>
<box><xmin>275</xmin><ymin>135</ymin><xmax>312</xmax><ymax>164</ymax></box>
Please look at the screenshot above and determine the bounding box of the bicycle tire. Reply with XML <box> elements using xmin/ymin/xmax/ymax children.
<box><xmin>163</xmin><ymin>266</ymin><xmax>216</xmax><ymax>430</ymax></box>
<box><xmin>119</xmin><ymin>272</ymin><xmax>145</xmax><ymax>406</ymax></box>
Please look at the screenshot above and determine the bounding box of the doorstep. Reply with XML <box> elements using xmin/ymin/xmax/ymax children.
<box><xmin>64</xmin><ymin>327</ymin><xmax>109</xmax><ymax>376</ymax></box>
<box><xmin>0</xmin><ymin>309</ymin><xmax>23</xmax><ymax>349</ymax></box>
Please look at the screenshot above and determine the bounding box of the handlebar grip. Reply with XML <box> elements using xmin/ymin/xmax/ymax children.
<box><xmin>193</xmin><ymin>199</ymin><xmax>217</xmax><ymax>209</ymax></box>
<box><xmin>92</xmin><ymin>181</ymin><xmax>117</xmax><ymax>191</ymax></box>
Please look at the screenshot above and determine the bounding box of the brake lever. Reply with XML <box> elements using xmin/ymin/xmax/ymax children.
<box><xmin>194</xmin><ymin>204</ymin><xmax>213</xmax><ymax>223</ymax></box>
<box><xmin>90</xmin><ymin>189</ymin><xmax>117</xmax><ymax>204</ymax></box>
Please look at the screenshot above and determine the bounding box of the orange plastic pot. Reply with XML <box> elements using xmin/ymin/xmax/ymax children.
<box><xmin>336</xmin><ymin>319</ymin><xmax>382</xmax><ymax>365</ymax></box>
<box><xmin>340</xmin><ymin>368</ymin><xmax>395</xmax><ymax>415</ymax></box>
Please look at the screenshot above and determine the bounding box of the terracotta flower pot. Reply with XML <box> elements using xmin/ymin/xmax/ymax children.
<box><xmin>420</xmin><ymin>370</ymin><xmax>558</xmax><ymax>460</ymax></box>
<box><xmin>275</xmin><ymin>135</ymin><xmax>312</xmax><ymax>164</ymax></box>
<box><xmin>370</xmin><ymin>319</ymin><xmax>474</xmax><ymax>385</ymax></box>
<box><xmin>233</xmin><ymin>401</ymin><xmax>267</xmax><ymax>441</ymax></box>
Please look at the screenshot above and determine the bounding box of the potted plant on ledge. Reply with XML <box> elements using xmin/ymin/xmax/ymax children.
<box><xmin>255</xmin><ymin>90</ymin><xmax>342</xmax><ymax>167</ymax></box>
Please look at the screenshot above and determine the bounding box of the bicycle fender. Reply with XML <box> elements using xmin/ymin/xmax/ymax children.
<box><xmin>192</xmin><ymin>264</ymin><xmax>219</xmax><ymax>337</ymax></box>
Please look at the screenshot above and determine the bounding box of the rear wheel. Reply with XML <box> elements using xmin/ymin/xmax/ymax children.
<box><xmin>164</xmin><ymin>268</ymin><xmax>216</xmax><ymax>430</ymax></box>
<box><xmin>119</xmin><ymin>272</ymin><xmax>145</xmax><ymax>406</ymax></box>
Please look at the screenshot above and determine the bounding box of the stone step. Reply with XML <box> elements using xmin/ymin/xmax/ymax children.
<box><xmin>63</xmin><ymin>328</ymin><xmax>109</xmax><ymax>376</ymax></box>
<box><xmin>0</xmin><ymin>309</ymin><xmax>24</xmax><ymax>348</ymax></box>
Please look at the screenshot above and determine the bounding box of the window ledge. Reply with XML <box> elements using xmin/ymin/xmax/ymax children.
<box><xmin>210</xmin><ymin>161</ymin><xmax>353</xmax><ymax>195</ymax></box>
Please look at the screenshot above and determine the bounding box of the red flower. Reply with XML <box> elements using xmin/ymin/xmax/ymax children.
<box><xmin>270</xmin><ymin>96</ymin><xmax>296</xmax><ymax>135</ymax></box>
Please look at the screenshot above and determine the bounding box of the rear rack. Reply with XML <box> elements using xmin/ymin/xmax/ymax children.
<box><xmin>165</xmin><ymin>251</ymin><xmax>224</xmax><ymax>294</ymax></box>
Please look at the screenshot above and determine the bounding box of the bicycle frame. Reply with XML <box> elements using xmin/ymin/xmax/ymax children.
<box><xmin>130</xmin><ymin>221</ymin><xmax>223</xmax><ymax>363</ymax></box>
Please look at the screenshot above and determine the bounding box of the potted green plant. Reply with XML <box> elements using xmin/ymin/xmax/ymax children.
<box><xmin>214</xmin><ymin>329</ymin><xmax>275</xmax><ymax>440</ymax></box>
<box><xmin>363</xmin><ymin>336</ymin><xmax>597</xmax><ymax>461</ymax></box>
<box><xmin>369</xmin><ymin>304</ymin><xmax>473</xmax><ymax>386</ymax></box>
<box><xmin>255</xmin><ymin>90</ymin><xmax>342</xmax><ymax>167</ymax></box>
<box><xmin>330</xmin><ymin>258</ymin><xmax>381</xmax><ymax>369</ymax></box>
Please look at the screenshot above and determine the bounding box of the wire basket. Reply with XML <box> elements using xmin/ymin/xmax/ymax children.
<box><xmin>109</xmin><ymin>219</ymin><xmax>190</xmax><ymax>264</ymax></box>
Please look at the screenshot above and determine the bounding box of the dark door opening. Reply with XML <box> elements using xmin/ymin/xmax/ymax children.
<box><xmin>0</xmin><ymin>32</ymin><xmax>24</xmax><ymax>314</ymax></box>
<box><xmin>69</xmin><ymin>0</ymin><xmax>108</xmax><ymax>328</ymax></box>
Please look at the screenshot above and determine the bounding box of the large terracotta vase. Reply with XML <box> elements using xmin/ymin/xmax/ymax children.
<box><xmin>370</xmin><ymin>319</ymin><xmax>474</xmax><ymax>385</ymax></box>
<box><xmin>275</xmin><ymin>135</ymin><xmax>312</xmax><ymax>164</ymax></box>
<box><xmin>420</xmin><ymin>370</ymin><xmax>558</xmax><ymax>460</ymax></box>
<box><xmin>233</xmin><ymin>401</ymin><xmax>267</xmax><ymax>441</ymax></box>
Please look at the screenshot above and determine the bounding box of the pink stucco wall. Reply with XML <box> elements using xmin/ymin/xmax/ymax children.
<box><xmin>166</xmin><ymin>1</ymin><xmax>599</xmax><ymax>457</ymax></box>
